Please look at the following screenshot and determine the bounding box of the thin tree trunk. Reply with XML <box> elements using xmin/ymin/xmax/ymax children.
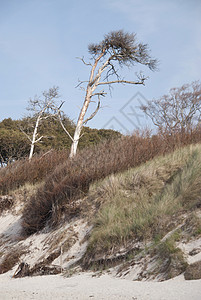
<box><xmin>29</xmin><ymin>115</ymin><xmax>41</xmax><ymax>160</ymax></box>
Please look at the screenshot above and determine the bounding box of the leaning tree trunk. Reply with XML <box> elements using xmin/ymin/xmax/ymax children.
<box><xmin>69</xmin><ymin>51</ymin><xmax>107</xmax><ymax>159</ymax></box>
<box><xmin>69</xmin><ymin>93</ymin><xmax>91</xmax><ymax>158</ymax></box>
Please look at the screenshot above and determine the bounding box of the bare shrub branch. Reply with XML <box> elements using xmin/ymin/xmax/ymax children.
<box><xmin>141</xmin><ymin>81</ymin><xmax>201</xmax><ymax>133</ymax></box>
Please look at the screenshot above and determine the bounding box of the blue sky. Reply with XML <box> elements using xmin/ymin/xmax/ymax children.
<box><xmin>0</xmin><ymin>0</ymin><xmax>201</xmax><ymax>133</ymax></box>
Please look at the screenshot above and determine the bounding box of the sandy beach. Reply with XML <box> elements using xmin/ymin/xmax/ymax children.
<box><xmin>1</xmin><ymin>272</ymin><xmax>201</xmax><ymax>300</ymax></box>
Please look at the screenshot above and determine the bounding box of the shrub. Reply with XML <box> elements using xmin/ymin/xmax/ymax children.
<box><xmin>23</xmin><ymin>126</ymin><xmax>200</xmax><ymax>234</ymax></box>
<box><xmin>0</xmin><ymin>150</ymin><xmax>69</xmax><ymax>195</ymax></box>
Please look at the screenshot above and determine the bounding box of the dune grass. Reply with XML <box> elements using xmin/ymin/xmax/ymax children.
<box><xmin>85</xmin><ymin>144</ymin><xmax>201</xmax><ymax>260</ymax></box>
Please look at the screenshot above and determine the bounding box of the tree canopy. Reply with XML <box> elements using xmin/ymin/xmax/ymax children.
<box><xmin>88</xmin><ymin>30</ymin><xmax>157</xmax><ymax>71</ymax></box>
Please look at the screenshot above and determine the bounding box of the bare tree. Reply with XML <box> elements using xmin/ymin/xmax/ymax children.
<box><xmin>21</xmin><ymin>87</ymin><xmax>60</xmax><ymax>160</ymax></box>
<box><xmin>68</xmin><ymin>30</ymin><xmax>157</xmax><ymax>158</ymax></box>
<box><xmin>141</xmin><ymin>81</ymin><xmax>201</xmax><ymax>133</ymax></box>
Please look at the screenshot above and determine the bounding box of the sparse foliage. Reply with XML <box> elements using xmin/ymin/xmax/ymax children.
<box><xmin>141</xmin><ymin>81</ymin><xmax>201</xmax><ymax>133</ymax></box>
<box><xmin>21</xmin><ymin>87</ymin><xmax>60</xmax><ymax>159</ymax></box>
<box><xmin>70</xmin><ymin>30</ymin><xmax>158</xmax><ymax>157</ymax></box>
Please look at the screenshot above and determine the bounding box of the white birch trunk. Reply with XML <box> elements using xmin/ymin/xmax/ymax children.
<box><xmin>69</xmin><ymin>124</ymin><xmax>82</xmax><ymax>158</ymax></box>
<box><xmin>29</xmin><ymin>115</ymin><xmax>41</xmax><ymax>160</ymax></box>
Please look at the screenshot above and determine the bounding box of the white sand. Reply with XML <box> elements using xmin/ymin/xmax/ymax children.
<box><xmin>0</xmin><ymin>209</ymin><xmax>201</xmax><ymax>299</ymax></box>
<box><xmin>0</xmin><ymin>272</ymin><xmax>201</xmax><ymax>300</ymax></box>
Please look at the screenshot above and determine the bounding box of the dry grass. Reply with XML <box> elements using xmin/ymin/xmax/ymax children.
<box><xmin>0</xmin><ymin>182</ymin><xmax>43</xmax><ymax>216</ymax></box>
<box><xmin>0</xmin><ymin>150</ymin><xmax>69</xmax><ymax>195</ymax></box>
<box><xmin>0</xmin><ymin>246</ymin><xmax>27</xmax><ymax>274</ymax></box>
<box><xmin>84</xmin><ymin>144</ymin><xmax>201</xmax><ymax>263</ymax></box>
<box><xmin>0</xmin><ymin>127</ymin><xmax>200</xmax><ymax>234</ymax></box>
<box><xmin>184</xmin><ymin>261</ymin><xmax>201</xmax><ymax>280</ymax></box>
<box><xmin>180</xmin><ymin>213</ymin><xmax>201</xmax><ymax>240</ymax></box>
<box><xmin>0</xmin><ymin>195</ymin><xmax>13</xmax><ymax>214</ymax></box>
<box><xmin>21</xmin><ymin>128</ymin><xmax>201</xmax><ymax>235</ymax></box>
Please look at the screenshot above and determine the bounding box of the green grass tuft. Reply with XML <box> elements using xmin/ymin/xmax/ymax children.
<box><xmin>86</xmin><ymin>144</ymin><xmax>201</xmax><ymax>260</ymax></box>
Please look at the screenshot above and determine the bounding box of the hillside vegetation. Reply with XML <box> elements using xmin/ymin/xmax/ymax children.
<box><xmin>0</xmin><ymin>117</ymin><xmax>121</xmax><ymax>165</ymax></box>
<box><xmin>0</xmin><ymin>128</ymin><xmax>201</xmax><ymax>280</ymax></box>
<box><xmin>0</xmin><ymin>128</ymin><xmax>201</xmax><ymax>229</ymax></box>
<box><xmin>83</xmin><ymin>144</ymin><xmax>201</xmax><ymax>270</ymax></box>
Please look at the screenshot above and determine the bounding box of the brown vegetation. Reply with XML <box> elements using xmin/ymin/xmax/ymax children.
<box><xmin>0</xmin><ymin>246</ymin><xmax>27</xmax><ymax>274</ymax></box>
<box><xmin>13</xmin><ymin>251</ymin><xmax>61</xmax><ymax>278</ymax></box>
<box><xmin>184</xmin><ymin>261</ymin><xmax>201</xmax><ymax>280</ymax></box>
<box><xmin>19</xmin><ymin>127</ymin><xmax>201</xmax><ymax>235</ymax></box>
<box><xmin>0</xmin><ymin>130</ymin><xmax>201</xmax><ymax>278</ymax></box>
<box><xmin>0</xmin><ymin>126</ymin><xmax>201</xmax><ymax>234</ymax></box>
<box><xmin>0</xmin><ymin>195</ymin><xmax>13</xmax><ymax>213</ymax></box>
<box><xmin>0</xmin><ymin>150</ymin><xmax>69</xmax><ymax>195</ymax></box>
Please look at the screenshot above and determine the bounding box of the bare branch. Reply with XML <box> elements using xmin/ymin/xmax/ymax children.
<box><xmin>41</xmin><ymin>114</ymin><xmax>56</xmax><ymax>120</ymax></box>
<box><xmin>141</xmin><ymin>80</ymin><xmax>201</xmax><ymax>132</ymax></box>
<box><xmin>91</xmin><ymin>90</ymin><xmax>107</xmax><ymax>97</ymax></box>
<box><xmin>89</xmin><ymin>57</ymin><xmax>111</xmax><ymax>89</ymax></box>
<box><xmin>19</xmin><ymin>127</ymin><xmax>32</xmax><ymax>142</ymax></box>
<box><xmin>57</xmin><ymin>112</ymin><xmax>74</xmax><ymax>142</ymax></box>
<box><xmin>83</xmin><ymin>98</ymin><xmax>101</xmax><ymax>125</ymax></box>
<box><xmin>39</xmin><ymin>149</ymin><xmax>53</xmax><ymax>160</ymax></box>
<box><xmin>35</xmin><ymin>136</ymin><xmax>44</xmax><ymax>143</ymax></box>
<box><xmin>75</xmin><ymin>80</ymin><xmax>89</xmax><ymax>89</ymax></box>
<box><xmin>98</xmin><ymin>79</ymin><xmax>146</xmax><ymax>86</ymax></box>
<box><xmin>76</xmin><ymin>56</ymin><xmax>92</xmax><ymax>66</ymax></box>
<box><xmin>23</xmin><ymin>86</ymin><xmax>62</xmax><ymax>159</ymax></box>
<box><xmin>58</xmin><ymin>101</ymin><xmax>65</xmax><ymax>110</ymax></box>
